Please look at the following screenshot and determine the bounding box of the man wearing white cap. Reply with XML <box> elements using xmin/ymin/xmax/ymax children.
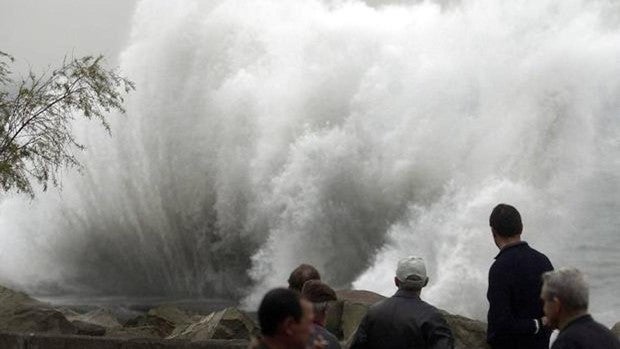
<box><xmin>350</xmin><ymin>256</ymin><xmax>454</xmax><ymax>349</ymax></box>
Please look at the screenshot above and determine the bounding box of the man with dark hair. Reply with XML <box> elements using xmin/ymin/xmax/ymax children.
<box><xmin>288</xmin><ymin>264</ymin><xmax>321</xmax><ymax>292</ymax></box>
<box><xmin>301</xmin><ymin>280</ymin><xmax>341</xmax><ymax>349</ymax></box>
<box><xmin>541</xmin><ymin>268</ymin><xmax>620</xmax><ymax>349</ymax></box>
<box><xmin>350</xmin><ymin>257</ymin><xmax>454</xmax><ymax>349</ymax></box>
<box><xmin>252</xmin><ymin>288</ymin><xmax>318</xmax><ymax>349</ymax></box>
<box><xmin>486</xmin><ymin>203</ymin><xmax>554</xmax><ymax>349</ymax></box>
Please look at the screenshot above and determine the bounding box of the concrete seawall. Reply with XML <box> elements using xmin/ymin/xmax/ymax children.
<box><xmin>0</xmin><ymin>332</ymin><xmax>249</xmax><ymax>349</ymax></box>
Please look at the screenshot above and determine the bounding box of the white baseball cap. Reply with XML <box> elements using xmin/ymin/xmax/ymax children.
<box><xmin>396</xmin><ymin>256</ymin><xmax>428</xmax><ymax>288</ymax></box>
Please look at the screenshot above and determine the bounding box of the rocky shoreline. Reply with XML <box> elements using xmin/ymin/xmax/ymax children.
<box><xmin>1</xmin><ymin>284</ymin><xmax>617</xmax><ymax>348</ymax></box>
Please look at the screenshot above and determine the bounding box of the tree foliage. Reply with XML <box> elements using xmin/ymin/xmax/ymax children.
<box><xmin>0</xmin><ymin>51</ymin><xmax>134</xmax><ymax>196</ymax></box>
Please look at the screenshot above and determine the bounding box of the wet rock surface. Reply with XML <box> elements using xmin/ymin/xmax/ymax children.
<box><xmin>6</xmin><ymin>284</ymin><xmax>614</xmax><ymax>348</ymax></box>
<box><xmin>0</xmin><ymin>285</ymin><xmax>77</xmax><ymax>335</ymax></box>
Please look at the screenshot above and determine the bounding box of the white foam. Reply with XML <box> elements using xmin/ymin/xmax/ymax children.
<box><xmin>0</xmin><ymin>0</ymin><xmax>618</xmax><ymax>323</ymax></box>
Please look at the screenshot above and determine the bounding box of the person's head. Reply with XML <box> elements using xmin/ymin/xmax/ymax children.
<box><xmin>301</xmin><ymin>280</ymin><xmax>337</xmax><ymax>326</ymax></box>
<box><xmin>489</xmin><ymin>203</ymin><xmax>523</xmax><ymax>248</ymax></box>
<box><xmin>394</xmin><ymin>256</ymin><xmax>429</xmax><ymax>293</ymax></box>
<box><xmin>288</xmin><ymin>264</ymin><xmax>321</xmax><ymax>292</ymax></box>
<box><xmin>257</xmin><ymin>288</ymin><xmax>314</xmax><ymax>348</ymax></box>
<box><xmin>540</xmin><ymin>268</ymin><xmax>590</xmax><ymax>330</ymax></box>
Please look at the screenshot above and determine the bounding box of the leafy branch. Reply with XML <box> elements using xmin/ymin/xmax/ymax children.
<box><xmin>0</xmin><ymin>52</ymin><xmax>135</xmax><ymax>196</ymax></box>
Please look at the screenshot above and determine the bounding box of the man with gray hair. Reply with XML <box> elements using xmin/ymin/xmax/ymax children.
<box><xmin>350</xmin><ymin>256</ymin><xmax>454</xmax><ymax>349</ymax></box>
<box><xmin>541</xmin><ymin>268</ymin><xmax>619</xmax><ymax>349</ymax></box>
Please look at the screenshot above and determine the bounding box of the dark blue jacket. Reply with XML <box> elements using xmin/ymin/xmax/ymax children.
<box><xmin>552</xmin><ymin>315</ymin><xmax>620</xmax><ymax>349</ymax></box>
<box><xmin>350</xmin><ymin>289</ymin><xmax>454</xmax><ymax>349</ymax></box>
<box><xmin>487</xmin><ymin>241</ymin><xmax>554</xmax><ymax>349</ymax></box>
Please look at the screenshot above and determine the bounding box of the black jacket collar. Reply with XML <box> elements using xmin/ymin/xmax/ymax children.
<box><xmin>561</xmin><ymin>314</ymin><xmax>593</xmax><ymax>332</ymax></box>
<box><xmin>495</xmin><ymin>241</ymin><xmax>528</xmax><ymax>259</ymax></box>
<box><xmin>393</xmin><ymin>289</ymin><xmax>421</xmax><ymax>299</ymax></box>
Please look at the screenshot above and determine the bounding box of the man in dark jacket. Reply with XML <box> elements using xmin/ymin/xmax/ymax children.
<box><xmin>350</xmin><ymin>256</ymin><xmax>454</xmax><ymax>349</ymax></box>
<box><xmin>486</xmin><ymin>203</ymin><xmax>554</xmax><ymax>349</ymax></box>
<box><xmin>541</xmin><ymin>268</ymin><xmax>620</xmax><ymax>349</ymax></box>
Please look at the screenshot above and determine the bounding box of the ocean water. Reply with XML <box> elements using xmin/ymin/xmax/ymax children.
<box><xmin>0</xmin><ymin>0</ymin><xmax>618</xmax><ymax>326</ymax></box>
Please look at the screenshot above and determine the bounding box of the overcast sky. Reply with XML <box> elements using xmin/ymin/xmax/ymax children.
<box><xmin>0</xmin><ymin>0</ymin><xmax>138</xmax><ymax>73</ymax></box>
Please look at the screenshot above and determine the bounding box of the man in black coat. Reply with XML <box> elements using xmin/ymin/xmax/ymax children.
<box><xmin>486</xmin><ymin>204</ymin><xmax>554</xmax><ymax>349</ymax></box>
<box><xmin>350</xmin><ymin>256</ymin><xmax>454</xmax><ymax>349</ymax></box>
<box><xmin>541</xmin><ymin>268</ymin><xmax>620</xmax><ymax>349</ymax></box>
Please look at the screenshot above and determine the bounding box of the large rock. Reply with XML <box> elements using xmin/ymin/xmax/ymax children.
<box><xmin>117</xmin><ymin>305</ymin><xmax>194</xmax><ymax>339</ymax></box>
<box><xmin>337</xmin><ymin>290</ymin><xmax>386</xmax><ymax>341</ymax></box>
<box><xmin>65</xmin><ymin>308</ymin><xmax>122</xmax><ymax>329</ymax></box>
<box><xmin>325</xmin><ymin>290</ymin><xmax>386</xmax><ymax>341</ymax></box>
<box><xmin>147</xmin><ymin>305</ymin><xmax>192</xmax><ymax>328</ymax></box>
<box><xmin>612</xmin><ymin>322</ymin><xmax>620</xmax><ymax>338</ymax></box>
<box><xmin>0</xmin><ymin>284</ymin><xmax>40</xmax><ymax>308</ymax></box>
<box><xmin>441</xmin><ymin>311</ymin><xmax>490</xmax><ymax>349</ymax></box>
<box><xmin>169</xmin><ymin>307</ymin><xmax>258</xmax><ymax>341</ymax></box>
<box><xmin>105</xmin><ymin>324</ymin><xmax>166</xmax><ymax>339</ymax></box>
<box><xmin>0</xmin><ymin>284</ymin><xmax>76</xmax><ymax>335</ymax></box>
<box><xmin>325</xmin><ymin>299</ymin><xmax>344</xmax><ymax>339</ymax></box>
<box><xmin>336</xmin><ymin>290</ymin><xmax>386</xmax><ymax>305</ymax></box>
<box><xmin>70</xmin><ymin>320</ymin><xmax>106</xmax><ymax>336</ymax></box>
<box><xmin>330</xmin><ymin>289</ymin><xmax>489</xmax><ymax>349</ymax></box>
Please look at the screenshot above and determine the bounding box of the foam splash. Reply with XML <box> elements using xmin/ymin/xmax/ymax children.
<box><xmin>0</xmin><ymin>0</ymin><xmax>619</xmax><ymax>323</ymax></box>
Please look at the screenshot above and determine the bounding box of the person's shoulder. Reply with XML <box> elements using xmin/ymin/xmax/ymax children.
<box><xmin>553</xmin><ymin>322</ymin><xmax>589</xmax><ymax>349</ymax></box>
<box><xmin>586</xmin><ymin>320</ymin><xmax>620</xmax><ymax>343</ymax></box>
<box><xmin>558</xmin><ymin>317</ymin><xmax>619</xmax><ymax>346</ymax></box>
<box><xmin>317</xmin><ymin>326</ymin><xmax>340</xmax><ymax>349</ymax></box>
<box><xmin>317</xmin><ymin>325</ymin><xmax>340</xmax><ymax>343</ymax></box>
<box><xmin>418</xmin><ymin>298</ymin><xmax>440</xmax><ymax>311</ymax></box>
<box><xmin>525</xmin><ymin>244</ymin><xmax>553</xmax><ymax>267</ymax></box>
<box><xmin>365</xmin><ymin>297</ymin><xmax>390</xmax><ymax>317</ymax></box>
<box><xmin>415</xmin><ymin>299</ymin><xmax>447</xmax><ymax>322</ymax></box>
<box><xmin>489</xmin><ymin>255</ymin><xmax>512</xmax><ymax>274</ymax></box>
<box><xmin>551</xmin><ymin>334</ymin><xmax>576</xmax><ymax>349</ymax></box>
<box><xmin>526</xmin><ymin>243</ymin><xmax>549</xmax><ymax>258</ymax></box>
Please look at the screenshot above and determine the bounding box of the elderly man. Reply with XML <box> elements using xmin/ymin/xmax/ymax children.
<box><xmin>486</xmin><ymin>203</ymin><xmax>554</xmax><ymax>349</ymax></box>
<box><xmin>541</xmin><ymin>268</ymin><xmax>620</xmax><ymax>349</ymax></box>
<box><xmin>350</xmin><ymin>256</ymin><xmax>454</xmax><ymax>349</ymax></box>
<box><xmin>251</xmin><ymin>288</ymin><xmax>323</xmax><ymax>349</ymax></box>
<box><xmin>301</xmin><ymin>280</ymin><xmax>341</xmax><ymax>349</ymax></box>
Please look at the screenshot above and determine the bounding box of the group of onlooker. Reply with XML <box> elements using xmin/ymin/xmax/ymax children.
<box><xmin>251</xmin><ymin>204</ymin><xmax>619</xmax><ymax>349</ymax></box>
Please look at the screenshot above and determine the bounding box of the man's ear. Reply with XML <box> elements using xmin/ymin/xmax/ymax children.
<box><xmin>553</xmin><ymin>296</ymin><xmax>563</xmax><ymax>313</ymax></box>
<box><xmin>282</xmin><ymin>316</ymin><xmax>295</xmax><ymax>336</ymax></box>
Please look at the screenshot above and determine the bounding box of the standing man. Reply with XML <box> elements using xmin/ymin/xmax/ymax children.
<box><xmin>301</xmin><ymin>280</ymin><xmax>341</xmax><ymax>349</ymax></box>
<box><xmin>350</xmin><ymin>256</ymin><xmax>454</xmax><ymax>349</ymax></box>
<box><xmin>251</xmin><ymin>288</ymin><xmax>324</xmax><ymax>349</ymax></box>
<box><xmin>486</xmin><ymin>203</ymin><xmax>554</xmax><ymax>349</ymax></box>
<box><xmin>288</xmin><ymin>264</ymin><xmax>321</xmax><ymax>293</ymax></box>
<box><xmin>541</xmin><ymin>268</ymin><xmax>620</xmax><ymax>349</ymax></box>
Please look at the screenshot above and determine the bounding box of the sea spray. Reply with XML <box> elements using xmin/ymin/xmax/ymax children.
<box><xmin>0</xmin><ymin>0</ymin><xmax>618</xmax><ymax>325</ymax></box>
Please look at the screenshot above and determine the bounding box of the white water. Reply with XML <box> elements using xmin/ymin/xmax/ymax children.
<box><xmin>0</xmin><ymin>0</ymin><xmax>619</xmax><ymax>325</ymax></box>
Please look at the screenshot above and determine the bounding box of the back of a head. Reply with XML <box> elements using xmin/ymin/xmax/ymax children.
<box><xmin>396</xmin><ymin>256</ymin><xmax>428</xmax><ymax>291</ymax></box>
<box><xmin>258</xmin><ymin>288</ymin><xmax>303</xmax><ymax>336</ymax></box>
<box><xmin>301</xmin><ymin>280</ymin><xmax>337</xmax><ymax>304</ymax></box>
<box><xmin>542</xmin><ymin>268</ymin><xmax>589</xmax><ymax>312</ymax></box>
<box><xmin>288</xmin><ymin>264</ymin><xmax>321</xmax><ymax>292</ymax></box>
<box><xmin>489</xmin><ymin>203</ymin><xmax>523</xmax><ymax>237</ymax></box>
